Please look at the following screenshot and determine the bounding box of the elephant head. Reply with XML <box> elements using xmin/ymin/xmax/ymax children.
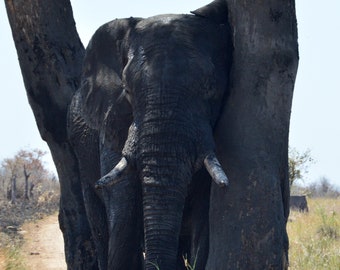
<box><xmin>78</xmin><ymin>2</ymin><xmax>232</xmax><ymax>269</ymax></box>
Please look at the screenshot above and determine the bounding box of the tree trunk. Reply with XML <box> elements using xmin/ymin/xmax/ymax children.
<box><xmin>5</xmin><ymin>0</ymin><xmax>98</xmax><ymax>268</ymax></box>
<box><xmin>10</xmin><ymin>175</ymin><xmax>16</xmax><ymax>204</ymax></box>
<box><xmin>207</xmin><ymin>1</ymin><xmax>298</xmax><ymax>269</ymax></box>
<box><xmin>29</xmin><ymin>182</ymin><xmax>35</xmax><ymax>198</ymax></box>
<box><xmin>24</xmin><ymin>165</ymin><xmax>30</xmax><ymax>200</ymax></box>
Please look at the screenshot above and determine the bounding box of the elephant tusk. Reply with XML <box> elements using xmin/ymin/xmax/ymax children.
<box><xmin>204</xmin><ymin>153</ymin><xmax>229</xmax><ymax>187</ymax></box>
<box><xmin>95</xmin><ymin>157</ymin><xmax>128</xmax><ymax>189</ymax></box>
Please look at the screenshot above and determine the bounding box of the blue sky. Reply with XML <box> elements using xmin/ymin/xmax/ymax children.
<box><xmin>1</xmin><ymin>1</ymin><xmax>339</xmax><ymax>188</ymax></box>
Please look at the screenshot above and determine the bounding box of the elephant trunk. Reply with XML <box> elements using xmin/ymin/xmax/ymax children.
<box><xmin>139</xmin><ymin>121</ymin><xmax>194</xmax><ymax>269</ymax></box>
<box><xmin>143</xmin><ymin>185</ymin><xmax>186</xmax><ymax>269</ymax></box>
<box><xmin>141</xmin><ymin>155</ymin><xmax>191</xmax><ymax>270</ymax></box>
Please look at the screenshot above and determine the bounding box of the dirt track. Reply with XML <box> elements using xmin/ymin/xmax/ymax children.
<box><xmin>21</xmin><ymin>213</ymin><xmax>67</xmax><ymax>270</ymax></box>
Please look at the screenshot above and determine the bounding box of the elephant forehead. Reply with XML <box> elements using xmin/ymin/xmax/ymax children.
<box><xmin>124</xmin><ymin>48</ymin><xmax>216</xmax><ymax>100</ymax></box>
<box><xmin>133</xmin><ymin>13</ymin><xmax>228</xmax><ymax>52</ymax></box>
<box><xmin>128</xmin><ymin>14</ymin><xmax>229</xmax><ymax>76</ymax></box>
<box><xmin>121</xmin><ymin>14</ymin><xmax>231</xmax><ymax>105</ymax></box>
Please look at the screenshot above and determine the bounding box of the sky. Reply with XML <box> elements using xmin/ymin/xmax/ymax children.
<box><xmin>0</xmin><ymin>0</ymin><xmax>339</xmax><ymax>188</ymax></box>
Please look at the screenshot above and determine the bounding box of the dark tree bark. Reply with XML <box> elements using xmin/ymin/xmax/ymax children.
<box><xmin>5</xmin><ymin>0</ymin><xmax>98</xmax><ymax>268</ymax></box>
<box><xmin>207</xmin><ymin>1</ymin><xmax>298</xmax><ymax>269</ymax></box>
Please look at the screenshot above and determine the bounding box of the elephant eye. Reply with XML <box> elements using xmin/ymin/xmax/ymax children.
<box><xmin>123</xmin><ymin>88</ymin><xmax>132</xmax><ymax>104</ymax></box>
<box><xmin>124</xmin><ymin>87</ymin><xmax>130</xmax><ymax>95</ymax></box>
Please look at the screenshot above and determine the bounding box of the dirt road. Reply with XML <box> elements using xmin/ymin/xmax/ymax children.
<box><xmin>21</xmin><ymin>213</ymin><xmax>67</xmax><ymax>270</ymax></box>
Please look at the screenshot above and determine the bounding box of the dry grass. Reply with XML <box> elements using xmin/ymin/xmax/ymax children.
<box><xmin>1</xmin><ymin>247</ymin><xmax>27</xmax><ymax>270</ymax></box>
<box><xmin>0</xmin><ymin>191</ymin><xmax>60</xmax><ymax>269</ymax></box>
<box><xmin>287</xmin><ymin>197</ymin><xmax>340</xmax><ymax>270</ymax></box>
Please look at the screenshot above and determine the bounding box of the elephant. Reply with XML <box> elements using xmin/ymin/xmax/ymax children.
<box><xmin>68</xmin><ymin>1</ymin><xmax>233</xmax><ymax>269</ymax></box>
<box><xmin>290</xmin><ymin>195</ymin><xmax>309</xmax><ymax>212</ymax></box>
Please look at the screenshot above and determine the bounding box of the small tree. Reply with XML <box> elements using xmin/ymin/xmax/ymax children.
<box><xmin>289</xmin><ymin>147</ymin><xmax>313</xmax><ymax>187</ymax></box>
<box><xmin>307</xmin><ymin>177</ymin><xmax>340</xmax><ymax>198</ymax></box>
<box><xmin>10</xmin><ymin>174</ymin><xmax>17</xmax><ymax>204</ymax></box>
<box><xmin>1</xmin><ymin>148</ymin><xmax>54</xmax><ymax>202</ymax></box>
<box><xmin>2</xmin><ymin>157</ymin><xmax>19</xmax><ymax>203</ymax></box>
<box><xmin>23</xmin><ymin>164</ymin><xmax>30</xmax><ymax>200</ymax></box>
<box><xmin>16</xmin><ymin>149</ymin><xmax>48</xmax><ymax>198</ymax></box>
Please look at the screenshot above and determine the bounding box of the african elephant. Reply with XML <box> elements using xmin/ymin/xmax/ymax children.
<box><xmin>68</xmin><ymin>1</ymin><xmax>232</xmax><ymax>269</ymax></box>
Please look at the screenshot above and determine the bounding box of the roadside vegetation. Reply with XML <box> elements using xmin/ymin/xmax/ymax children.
<box><xmin>288</xmin><ymin>197</ymin><xmax>340</xmax><ymax>270</ymax></box>
<box><xmin>288</xmin><ymin>147</ymin><xmax>339</xmax><ymax>269</ymax></box>
<box><xmin>0</xmin><ymin>148</ymin><xmax>60</xmax><ymax>269</ymax></box>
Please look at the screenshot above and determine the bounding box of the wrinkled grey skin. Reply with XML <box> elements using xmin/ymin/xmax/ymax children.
<box><xmin>68</xmin><ymin>2</ymin><xmax>232</xmax><ymax>269</ymax></box>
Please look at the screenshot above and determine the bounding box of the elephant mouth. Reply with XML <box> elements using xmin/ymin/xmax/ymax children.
<box><xmin>95</xmin><ymin>152</ymin><xmax>228</xmax><ymax>189</ymax></box>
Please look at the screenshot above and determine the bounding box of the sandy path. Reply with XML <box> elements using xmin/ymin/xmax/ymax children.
<box><xmin>0</xmin><ymin>251</ymin><xmax>5</xmax><ymax>270</ymax></box>
<box><xmin>21</xmin><ymin>213</ymin><xmax>67</xmax><ymax>270</ymax></box>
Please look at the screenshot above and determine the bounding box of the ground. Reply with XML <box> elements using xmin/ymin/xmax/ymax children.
<box><xmin>20</xmin><ymin>213</ymin><xmax>66</xmax><ymax>270</ymax></box>
<box><xmin>0</xmin><ymin>251</ymin><xmax>5</xmax><ymax>270</ymax></box>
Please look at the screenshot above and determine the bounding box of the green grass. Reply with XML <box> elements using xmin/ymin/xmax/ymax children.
<box><xmin>287</xmin><ymin>197</ymin><xmax>340</xmax><ymax>270</ymax></box>
<box><xmin>3</xmin><ymin>246</ymin><xmax>27</xmax><ymax>270</ymax></box>
<box><xmin>183</xmin><ymin>253</ymin><xmax>197</xmax><ymax>270</ymax></box>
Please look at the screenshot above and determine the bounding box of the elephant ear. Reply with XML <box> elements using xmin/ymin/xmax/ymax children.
<box><xmin>191</xmin><ymin>0</ymin><xmax>229</xmax><ymax>24</ymax></box>
<box><xmin>79</xmin><ymin>18</ymin><xmax>141</xmax><ymax>150</ymax></box>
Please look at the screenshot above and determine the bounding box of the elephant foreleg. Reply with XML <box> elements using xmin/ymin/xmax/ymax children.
<box><xmin>99</xmin><ymin>147</ymin><xmax>143</xmax><ymax>270</ymax></box>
